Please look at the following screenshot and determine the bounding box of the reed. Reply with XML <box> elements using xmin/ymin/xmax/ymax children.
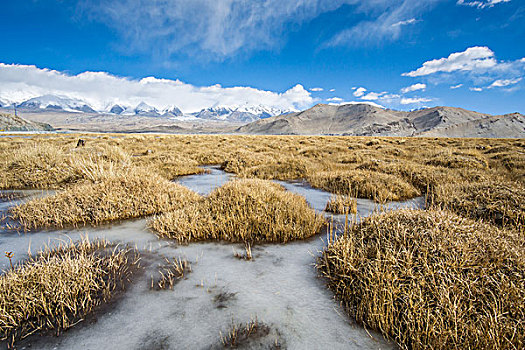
<box><xmin>0</xmin><ymin>237</ymin><xmax>139</xmax><ymax>347</ymax></box>
<box><xmin>318</xmin><ymin>209</ymin><xmax>525</xmax><ymax>349</ymax></box>
<box><xmin>430</xmin><ymin>179</ymin><xmax>525</xmax><ymax>232</ymax></box>
<box><xmin>150</xmin><ymin>257</ymin><xmax>191</xmax><ymax>291</ymax></box>
<box><xmin>324</xmin><ymin>194</ymin><xmax>357</xmax><ymax>214</ymax></box>
<box><xmin>11</xmin><ymin>167</ymin><xmax>201</xmax><ymax>229</ymax></box>
<box><xmin>151</xmin><ymin>179</ymin><xmax>325</xmax><ymax>244</ymax></box>
<box><xmin>309</xmin><ymin>169</ymin><xmax>420</xmax><ymax>202</ymax></box>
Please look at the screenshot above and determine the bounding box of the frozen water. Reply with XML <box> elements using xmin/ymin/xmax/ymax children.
<box><xmin>176</xmin><ymin>165</ymin><xmax>232</xmax><ymax>195</ymax></box>
<box><xmin>0</xmin><ymin>169</ymin><xmax>425</xmax><ymax>349</ymax></box>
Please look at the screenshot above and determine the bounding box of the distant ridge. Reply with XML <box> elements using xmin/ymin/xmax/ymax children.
<box><xmin>0</xmin><ymin>112</ymin><xmax>53</xmax><ymax>131</ymax></box>
<box><xmin>237</xmin><ymin>104</ymin><xmax>525</xmax><ymax>138</ymax></box>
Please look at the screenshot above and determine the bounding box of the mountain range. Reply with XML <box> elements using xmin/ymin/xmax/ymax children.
<box><xmin>0</xmin><ymin>94</ymin><xmax>523</xmax><ymax>137</ymax></box>
<box><xmin>0</xmin><ymin>95</ymin><xmax>289</xmax><ymax>122</ymax></box>
<box><xmin>237</xmin><ymin>103</ymin><xmax>525</xmax><ymax>138</ymax></box>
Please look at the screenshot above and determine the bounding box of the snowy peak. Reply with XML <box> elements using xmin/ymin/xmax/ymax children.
<box><xmin>108</xmin><ymin>104</ymin><xmax>125</xmax><ymax>114</ymax></box>
<box><xmin>162</xmin><ymin>105</ymin><xmax>183</xmax><ymax>117</ymax></box>
<box><xmin>5</xmin><ymin>94</ymin><xmax>291</xmax><ymax>123</ymax></box>
<box><xmin>194</xmin><ymin>105</ymin><xmax>290</xmax><ymax>122</ymax></box>
<box><xmin>17</xmin><ymin>95</ymin><xmax>96</xmax><ymax>113</ymax></box>
<box><xmin>134</xmin><ymin>101</ymin><xmax>158</xmax><ymax>115</ymax></box>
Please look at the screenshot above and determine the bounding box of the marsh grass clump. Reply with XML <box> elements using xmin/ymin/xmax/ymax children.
<box><xmin>233</xmin><ymin>242</ymin><xmax>253</xmax><ymax>261</ymax></box>
<box><xmin>424</xmin><ymin>149</ymin><xmax>488</xmax><ymax>169</ymax></box>
<box><xmin>0</xmin><ymin>238</ymin><xmax>139</xmax><ymax>347</ymax></box>
<box><xmin>430</xmin><ymin>180</ymin><xmax>525</xmax><ymax>231</ymax></box>
<box><xmin>10</xmin><ymin>168</ymin><xmax>201</xmax><ymax>229</ymax></box>
<box><xmin>318</xmin><ymin>209</ymin><xmax>525</xmax><ymax>349</ymax></box>
<box><xmin>150</xmin><ymin>257</ymin><xmax>191</xmax><ymax>291</ymax></box>
<box><xmin>219</xmin><ymin>318</ymin><xmax>271</xmax><ymax>348</ymax></box>
<box><xmin>309</xmin><ymin>169</ymin><xmax>420</xmax><ymax>202</ymax></box>
<box><xmin>324</xmin><ymin>195</ymin><xmax>357</xmax><ymax>214</ymax></box>
<box><xmin>0</xmin><ymin>142</ymin><xmax>131</xmax><ymax>189</ymax></box>
<box><xmin>151</xmin><ymin>179</ymin><xmax>325</xmax><ymax>244</ymax></box>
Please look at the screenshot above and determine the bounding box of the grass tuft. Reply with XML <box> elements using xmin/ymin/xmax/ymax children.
<box><xmin>324</xmin><ymin>194</ymin><xmax>357</xmax><ymax>214</ymax></box>
<box><xmin>309</xmin><ymin>169</ymin><xmax>420</xmax><ymax>202</ymax></box>
<box><xmin>318</xmin><ymin>209</ymin><xmax>525</xmax><ymax>349</ymax></box>
<box><xmin>150</xmin><ymin>257</ymin><xmax>191</xmax><ymax>291</ymax></box>
<box><xmin>430</xmin><ymin>179</ymin><xmax>525</xmax><ymax>232</ymax></box>
<box><xmin>10</xmin><ymin>168</ymin><xmax>201</xmax><ymax>229</ymax></box>
<box><xmin>151</xmin><ymin>179</ymin><xmax>325</xmax><ymax>244</ymax></box>
<box><xmin>0</xmin><ymin>237</ymin><xmax>139</xmax><ymax>347</ymax></box>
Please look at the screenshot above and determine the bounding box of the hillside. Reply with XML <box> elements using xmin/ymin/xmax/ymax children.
<box><xmin>0</xmin><ymin>112</ymin><xmax>53</xmax><ymax>132</ymax></box>
<box><xmin>237</xmin><ymin>104</ymin><xmax>524</xmax><ymax>138</ymax></box>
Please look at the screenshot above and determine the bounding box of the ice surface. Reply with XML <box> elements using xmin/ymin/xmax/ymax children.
<box><xmin>0</xmin><ymin>169</ymin><xmax>424</xmax><ymax>349</ymax></box>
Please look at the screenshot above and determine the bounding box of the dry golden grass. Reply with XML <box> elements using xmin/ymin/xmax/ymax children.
<box><xmin>219</xmin><ymin>318</ymin><xmax>272</xmax><ymax>349</ymax></box>
<box><xmin>150</xmin><ymin>257</ymin><xmax>191</xmax><ymax>291</ymax></box>
<box><xmin>10</xmin><ymin>168</ymin><xmax>201</xmax><ymax>229</ymax></box>
<box><xmin>309</xmin><ymin>169</ymin><xmax>420</xmax><ymax>202</ymax></box>
<box><xmin>150</xmin><ymin>179</ymin><xmax>325</xmax><ymax>244</ymax></box>
<box><xmin>0</xmin><ymin>238</ymin><xmax>139</xmax><ymax>346</ymax></box>
<box><xmin>431</xmin><ymin>179</ymin><xmax>525</xmax><ymax>232</ymax></box>
<box><xmin>318</xmin><ymin>209</ymin><xmax>525</xmax><ymax>349</ymax></box>
<box><xmin>1</xmin><ymin>134</ymin><xmax>523</xmax><ymax>232</ymax></box>
<box><xmin>0</xmin><ymin>142</ymin><xmax>131</xmax><ymax>189</ymax></box>
<box><xmin>324</xmin><ymin>195</ymin><xmax>357</xmax><ymax>214</ymax></box>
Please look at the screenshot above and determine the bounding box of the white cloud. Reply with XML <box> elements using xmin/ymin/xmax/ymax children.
<box><xmin>326</xmin><ymin>97</ymin><xmax>343</xmax><ymax>102</ymax></box>
<box><xmin>403</xmin><ymin>46</ymin><xmax>497</xmax><ymax>77</ymax></box>
<box><xmin>80</xmin><ymin>0</ymin><xmax>378</xmax><ymax>61</ymax></box>
<box><xmin>360</xmin><ymin>91</ymin><xmax>387</xmax><ymax>100</ymax></box>
<box><xmin>470</xmin><ymin>87</ymin><xmax>483</xmax><ymax>91</ymax></box>
<box><xmin>310</xmin><ymin>87</ymin><xmax>324</xmax><ymax>92</ymax></box>
<box><xmin>457</xmin><ymin>0</ymin><xmax>511</xmax><ymax>9</ymax></box>
<box><xmin>329</xmin><ymin>88</ymin><xmax>336</xmax><ymax>92</ymax></box>
<box><xmin>353</xmin><ymin>87</ymin><xmax>367</xmax><ymax>97</ymax></box>
<box><xmin>400</xmin><ymin>97</ymin><xmax>432</xmax><ymax>104</ymax></box>
<box><xmin>326</xmin><ymin>0</ymin><xmax>441</xmax><ymax>47</ymax></box>
<box><xmin>488</xmin><ymin>77</ymin><xmax>522</xmax><ymax>88</ymax></box>
<box><xmin>401</xmin><ymin>83</ymin><xmax>426</xmax><ymax>93</ymax></box>
<box><xmin>450</xmin><ymin>83</ymin><xmax>463</xmax><ymax>89</ymax></box>
<box><xmin>0</xmin><ymin>63</ymin><xmax>313</xmax><ymax>112</ymax></box>
<box><xmin>391</xmin><ymin>18</ymin><xmax>418</xmax><ymax>27</ymax></box>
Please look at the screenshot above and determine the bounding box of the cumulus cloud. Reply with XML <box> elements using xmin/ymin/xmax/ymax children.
<box><xmin>400</xmin><ymin>97</ymin><xmax>432</xmax><ymax>104</ymax></box>
<box><xmin>326</xmin><ymin>97</ymin><xmax>343</xmax><ymax>102</ymax></box>
<box><xmin>353</xmin><ymin>87</ymin><xmax>367</xmax><ymax>97</ymax></box>
<box><xmin>488</xmin><ymin>77</ymin><xmax>522</xmax><ymax>88</ymax></box>
<box><xmin>403</xmin><ymin>46</ymin><xmax>497</xmax><ymax>77</ymax></box>
<box><xmin>470</xmin><ymin>87</ymin><xmax>483</xmax><ymax>91</ymax></box>
<box><xmin>0</xmin><ymin>63</ymin><xmax>313</xmax><ymax>112</ymax></box>
<box><xmin>403</xmin><ymin>47</ymin><xmax>525</xmax><ymax>91</ymax></box>
<box><xmin>310</xmin><ymin>87</ymin><xmax>324</xmax><ymax>92</ymax></box>
<box><xmin>360</xmin><ymin>91</ymin><xmax>387</xmax><ymax>100</ymax></box>
<box><xmin>401</xmin><ymin>83</ymin><xmax>426</xmax><ymax>93</ymax></box>
<box><xmin>457</xmin><ymin>0</ymin><xmax>511</xmax><ymax>9</ymax></box>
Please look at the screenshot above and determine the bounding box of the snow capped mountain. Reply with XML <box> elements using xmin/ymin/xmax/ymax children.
<box><xmin>134</xmin><ymin>102</ymin><xmax>159</xmax><ymax>116</ymax></box>
<box><xmin>5</xmin><ymin>94</ymin><xmax>290</xmax><ymax>123</ymax></box>
<box><xmin>17</xmin><ymin>95</ymin><xmax>96</xmax><ymax>113</ymax></box>
<box><xmin>0</xmin><ymin>98</ymin><xmax>11</xmax><ymax>108</ymax></box>
<box><xmin>162</xmin><ymin>105</ymin><xmax>183</xmax><ymax>117</ymax></box>
<box><xmin>108</xmin><ymin>104</ymin><xmax>125</xmax><ymax>114</ymax></box>
<box><xmin>193</xmin><ymin>105</ymin><xmax>290</xmax><ymax>122</ymax></box>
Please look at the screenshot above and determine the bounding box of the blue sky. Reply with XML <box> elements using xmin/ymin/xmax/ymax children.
<box><xmin>0</xmin><ymin>0</ymin><xmax>524</xmax><ymax>114</ymax></box>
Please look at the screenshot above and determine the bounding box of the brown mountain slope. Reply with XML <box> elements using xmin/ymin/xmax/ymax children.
<box><xmin>237</xmin><ymin>104</ymin><xmax>524</xmax><ymax>138</ymax></box>
<box><xmin>0</xmin><ymin>112</ymin><xmax>53</xmax><ymax>132</ymax></box>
